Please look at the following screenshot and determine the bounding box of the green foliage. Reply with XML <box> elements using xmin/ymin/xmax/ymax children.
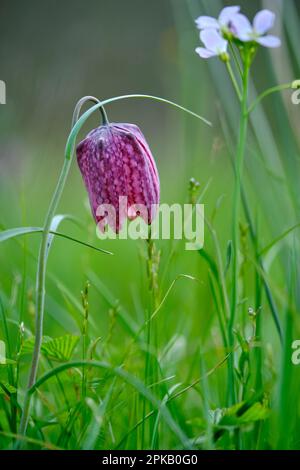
<box><xmin>21</xmin><ymin>335</ymin><xmax>80</xmax><ymax>362</ymax></box>
<box><xmin>217</xmin><ymin>399</ymin><xmax>270</xmax><ymax>427</ymax></box>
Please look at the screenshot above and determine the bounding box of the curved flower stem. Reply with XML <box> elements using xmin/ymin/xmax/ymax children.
<box><xmin>72</xmin><ymin>96</ymin><xmax>108</xmax><ymax>126</ymax></box>
<box><xmin>228</xmin><ymin>61</ymin><xmax>250</xmax><ymax>406</ymax></box>
<box><xmin>65</xmin><ymin>94</ymin><xmax>211</xmax><ymax>161</ymax></box>
<box><xmin>226</xmin><ymin>61</ymin><xmax>242</xmax><ymax>101</ymax></box>
<box><xmin>248</xmin><ymin>83</ymin><xmax>292</xmax><ymax>115</ymax></box>
<box><xmin>18</xmin><ymin>96</ymin><xmax>107</xmax><ymax>439</ymax></box>
<box><xmin>18</xmin><ymin>93</ymin><xmax>210</xmax><ymax>440</ymax></box>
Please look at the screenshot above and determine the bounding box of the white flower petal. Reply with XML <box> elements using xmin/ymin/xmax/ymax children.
<box><xmin>219</xmin><ymin>6</ymin><xmax>240</xmax><ymax>27</ymax></box>
<box><xmin>195</xmin><ymin>47</ymin><xmax>217</xmax><ymax>59</ymax></box>
<box><xmin>254</xmin><ymin>9</ymin><xmax>275</xmax><ymax>35</ymax></box>
<box><xmin>256</xmin><ymin>35</ymin><xmax>281</xmax><ymax>48</ymax></box>
<box><xmin>230</xmin><ymin>13</ymin><xmax>252</xmax><ymax>40</ymax></box>
<box><xmin>200</xmin><ymin>28</ymin><xmax>227</xmax><ymax>53</ymax></box>
<box><xmin>195</xmin><ymin>15</ymin><xmax>219</xmax><ymax>30</ymax></box>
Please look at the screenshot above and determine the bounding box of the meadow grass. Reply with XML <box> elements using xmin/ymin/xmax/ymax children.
<box><xmin>1</xmin><ymin>0</ymin><xmax>300</xmax><ymax>450</ymax></box>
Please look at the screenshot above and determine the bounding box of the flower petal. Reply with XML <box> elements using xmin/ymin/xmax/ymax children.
<box><xmin>195</xmin><ymin>47</ymin><xmax>216</xmax><ymax>59</ymax></box>
<box><xmin>77</xmin><ymin>123</ymin><xmax>160</xmax><ymax>233</ymax></box>
<box><xmin>195</xmin><ymin>15</ymin><xmax>219</xmax><ymax>30</ymax></box>
<box><xmin>256</xmin><ymin>35</ymin><xmax>281</xmax><ymax>48</ymax></box>
<box><xmin>219</xmin><ymin>6</ymin><xmax>240</xmax><ymax>27</ymax></box>
<box><xmin>254</xmin><ymin>9</ymin><xmax>275</xmax><ymax>35</ymax></box>
<box><xmin>230</xmin><ymin>13</ymin><xmax>252</xmax><ymax>40</ymax></box>
<box><xmin>200</xmin><ymin>29</ymin><xmax>227</xmax><ymax>53</ymax></box>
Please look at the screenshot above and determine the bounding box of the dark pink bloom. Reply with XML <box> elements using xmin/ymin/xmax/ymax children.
<box><xmin>76</xmin><ymin>123</ymin><xmax>160</xmax><ymax>233</ymax></box>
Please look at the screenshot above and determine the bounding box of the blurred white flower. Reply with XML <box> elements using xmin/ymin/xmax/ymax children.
<box><xmin>196</xmin><ymin>29</ymin><xmax>228</xmax><ymax>59</ymax></box>
<box><xmin>231</xmin><ymin>9</ymin><xmax>281</xmax><ymax>47</ymax></box>
<box><xmin>195</xmin><ymin>6</ymin><xmax>240</xmax><ymax>32</ymax></box>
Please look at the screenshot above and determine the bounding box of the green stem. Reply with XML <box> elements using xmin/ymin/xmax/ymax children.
<box><xmin>222</xmin><ymin>68</ymin><xmax>284</xmax><ymax>344</ymax></box>
<box><xmin>18</xmin><ymin>154</ymin><xmax>72</xmax><ymax>438</ymax></box>
<box><xmin>72</xmin><ymin>95</ymin><xmax>108</xmax><ymax>127</ymax></box>
<box><xmin>248</xmin><ymin>83</ymin><xmax>292</xmax><ymax>114</ymax></box>
<box><xmin>228</xmin><ymin>62</ymin><xmax>250</xmax><ymax>406</ymax></box>
<box><xmin>18</xmin><ymin>96</ymin><xmax>106</xmax><ymax>439</ymax></box>
<box><xmin>229</xmin><ymin>41</ymin><xmax>243</xmax><ymax>78</ymax></box>
<box><xmin>226</xmin><ymin>61</ymin><xmax>242</xmax><ymax>101</ymax></box>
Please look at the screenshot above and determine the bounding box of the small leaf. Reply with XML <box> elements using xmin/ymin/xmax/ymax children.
<box><xmin>21</xmin><ymin>336</ymin><xmax>51</xmax><ymax>356</ymax></box>
<box><xmin>21</xmin><ymin>335</ymin><xmax>80</xmax><ymax>362</ymax></box>
<box><xmin>42</xmin><ymin>335</ymin><xmax>80</xmax><ymax>362</ymax></box>
<box><xmin>218</xmin><ymin>399</ymin><xmax>270</xmax><ymax>427</ymax></box>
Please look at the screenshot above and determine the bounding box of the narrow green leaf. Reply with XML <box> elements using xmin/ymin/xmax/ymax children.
<box><xmin>0</xmin><ymin>382</ymin><xmax>17</xmax><ymax>395</ymax></box>
<box><xmin>259</xmin><ymin>223</ymin><xmax>300</xmax><ymax>256</ymax></box>
<box><xmin>0</xmin><ymin>340</ymin><xmax>6</xmax><ymax>364</ymax></box>
<box><xmin>0</xmin><ymin>226</ymin><xmax>112</xmax><ymax>255</ymax></box>
<box><xmin>198</xmin><ymin>249</ymin><xmax>219</xmax><ymax>280</ymax></box>
<box><xmin>50</xmin><ymin>230</ymin><xmax>112</xmax><ymax>255</ymax></box>
<box><xmin>0</xmin><ymin>227</ymin><xmax>41</xmax><ymax>242</ymax></box>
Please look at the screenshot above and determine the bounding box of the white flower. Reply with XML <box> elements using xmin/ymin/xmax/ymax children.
<box><xmin>195</xmin><ymin>29</ymin><xmax>228</xmax><ymax>59</ymax></box>
<box><xmin>195</xmin><ymin>6</ymin><xmax>240</xmax><ymax>32</ymax></box>
<box><xmin>231</xmin><ymin>9</ymin><xmax>281</xmax><ymax>47</ymax></box>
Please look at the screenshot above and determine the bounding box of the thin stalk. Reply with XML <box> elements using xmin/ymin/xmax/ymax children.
<box><xmin>0</xmin><ymin>296</ymin><xmax>16</xmax><ymax>434</ymax></box>
<box><xmin>81</xmin><ymin>281</ymin><xmax>90</xmax><ymax>407</ymax></box>
<box><xmin>248</xmin><ymin>83</ymin><xmax>292</xmax><ymax>114</ymax></box>
<box><xmin>229</xmin><ymin>41</ymin><xmax>243</xmax><ymax>78</ymax></box>
<box><xmin>228</xmin><ymin>61</ymin><xmax>250</xmax><ymax>406</ymax></box>
<box><xmin>220</xmin><ymin>78</ymin><xmax>283</xmax><ymax>344</ymax></box>
<box><xmin>254</xmin><ymin>220</ymin><xmax>263</xmax><ymax>392</ymax></box>
<box><xmin>142</xmin><ymin>233</ymin><xmax>160</xmax><ymax>449</ymax></box>
<box><xmin>226</xmin><ymin>61</ymin><xmax>242</xmax><ymax>102</ymax></box>
<box><xmin>18</xmin><ymin>96</ymin><xmax>106</xmax><ymax>438</ymax></box>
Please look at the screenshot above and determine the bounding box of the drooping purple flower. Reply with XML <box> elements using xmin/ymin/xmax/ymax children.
<box><xmin>196</xmin><ymin>28</ymin><xmax>228</xmax><ymax>59</ymax></box>
<box><xmin>231</xmin><ymin>9</ymin><xmax>281</xmax><ymax>47</ymax></box>
<box><xmin>195</xmin><ymin>6</ymin><xmax>240</xmax><ymax>32</ymax></box>
<box><xmin>77</xmin><ymin>123</ymin><xmax>160</xmax><ymax>233</ymax></box>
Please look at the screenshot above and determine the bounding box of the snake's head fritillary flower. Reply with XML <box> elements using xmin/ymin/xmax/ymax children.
<box><xmin>231</xmin><ymin>9</ymin><xmax>281</xmax><ymax>48</ymax></box>
<box><xmin>196</xmin><ymin>29</ymin><xmax>228</xmax><ymax>60</ymax></box>
<box><xmin>195</xmin><ymin>6</ymin><xmax>240</xmax><ymax>33</ymax></box>
<box><xmin>77</xmin><ymin>123</ymin><xmax>160</xmax><ymax>233</ymax></box>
